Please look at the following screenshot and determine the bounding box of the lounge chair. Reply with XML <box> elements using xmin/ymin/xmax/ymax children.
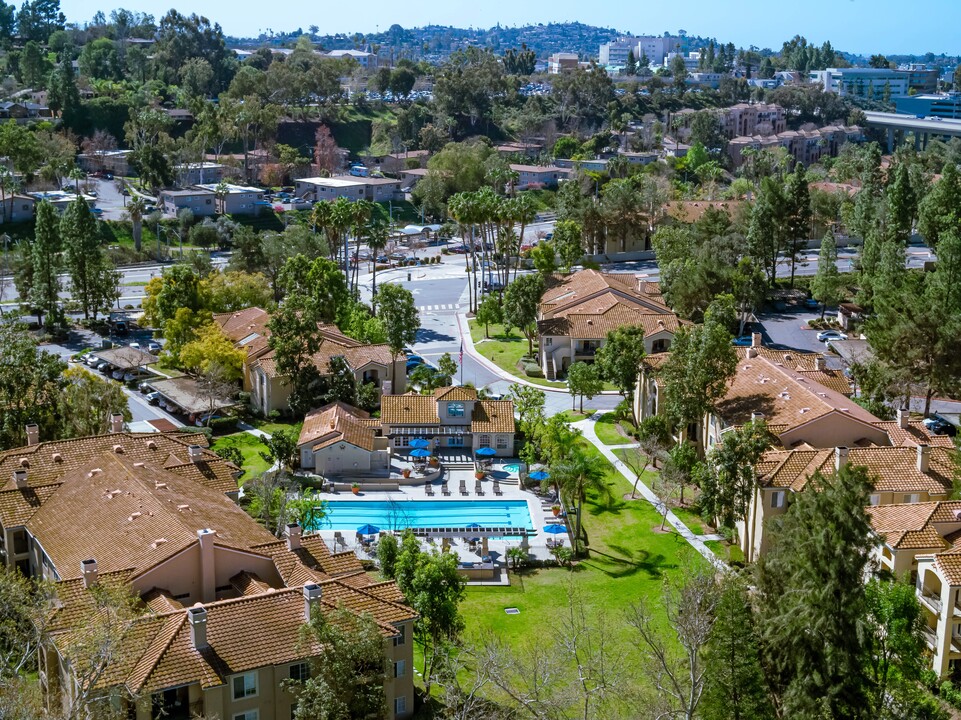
<box><xmin>475</xmin><ymin>480</ymin><xmax>485</xmax><ymax>496</ymax></box>
<box><xmin>493</xmin><ymin>480</ymin><xmax>503</xmax><ymax>496</ymax></box>
<box><xmin>459</xmin><ymin>480</ymin><xmax>469</xmax><ymax>496</ymax></box>
<box><xmin>441</xmin><ymin>483</ymin><xmax>451</xmax><ymax>496</ymax></box>
<box><xmin>425</xmin><ymin>482</ymin><xmax>434</xmax><ymax>496</ymax></box>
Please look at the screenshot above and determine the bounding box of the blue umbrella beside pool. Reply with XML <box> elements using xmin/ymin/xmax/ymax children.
<box><xmin>410</xmin><ymin>438</ymin><xmax>431</xmax><ymax>449</ymax></box>
<box><xmin>529</xmin><ymin>470</ymin><xmax>550</xmax><ymax>481</ymax></box>
<box><xmin>410</xmin><ymin>448</ymin><xmax>432</xmax><ymax>458</ymax></box>
<box><xmin>357</xmin><ymin>524</ymin><xmax>380</xmax><ymax>536</ymax></box>
<box><xmin>543</xmin><ymin>524</ymin><xmax>567</xmax><ymax>535</ymax></box>
<box><xmin>475</xmin><ymin>447</ymin><xmax>497</xmax><ymax>457</ymax></box>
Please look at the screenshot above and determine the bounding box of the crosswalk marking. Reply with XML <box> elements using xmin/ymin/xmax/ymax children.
<box><xmin>417</xmin><ymin>304</ymin><xmax>461</xmax><ymax>313</ymax></box>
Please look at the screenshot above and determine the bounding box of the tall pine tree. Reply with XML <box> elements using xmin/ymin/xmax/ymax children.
<box><xmin>29</xmin><ymin>200</ymin><xmax>62</xmax><ymax>330</ymax></box>
<box><xmin>758</xmin><ymin>465</ymin><xmax>874</xmax><ymax>719</ymax></box>
<box><xmin>784</xmin><ymin>164</ymin><xmax>812</xmax><ymax>288</ymax></box>
<box><xmin>701</xmin><ymin>572</ymin><xmax>775</xmax><ymax>720</ymax></box>
<box><xmin>62</xmin><ymin>196</ymin><xmax>103</xmax><ymax>320</ymax></box>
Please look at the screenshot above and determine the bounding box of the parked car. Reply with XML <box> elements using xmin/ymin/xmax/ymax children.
<box><xmin>146</xmin><ymin>391</ymin><xmax>161</xmax><ymax>405</ymax></box>
<box><xmin>389</xmin><ymin>252</ymin><xmax>408</xmax><ymax>261</ymax></box>
<box><xmin>923</xmin><ymin>414</ymin><xmax>958</xmax><ymax>437</ymax></box>
<box><xmin>96</xmin><ymin>362</ymin><xmax>110</xmax><ymax>372</ymax></box>
<box><xmin>357</xmin><ymin>250</ymin><xmax>371</xmax><ymax>261</ymax></box>
<box><xmin>129</xmin><ymin>342</ymin><xmax>141</xmax><ymax>350</ymax></box>
<box><xmin>123</xmin><ymin>371</ymin><xmax>144</xmax><ymax>383</ymax></box>
<box><xmin>139</xmin><ymin>381</ymin><xmax>152</xmax><ymax>393</ymax></box>
<box><xmin>406</xmin><ymin>358</ymin><xmax>425</xmax><ymax>373</ymax></box>
<box><xmin>111</xmin><ymin>369</ymin><xmax>125</xmax><ymax>380</ymax></box>
<box><xmin>732</xmin><ymin>335</ymin><xmax>754</xmax><ymax>347</ymax></box>
<box><xmin>195</xmin><ymin>414</ymin><xmax>222</xmax><ymax>427</ymax></box>
<box><xmin>816</xmin><ymin>330</ymin><xmax>848</xmax><ymax>342</ymax></box>
<box><xmin>483</xmin><ymin>279</ymin><xmax>505</xmax><ymax>291</ymax></box>
<box><xmin>86</xmin><ymin>355</ymin><xmax>100</xmax><ymax>367</ymax></box>
<box><xmin>376</xmin><ymin>254</ymin><xmax>390</xmax><ymax>263</ymax></box>
<box><xmin>147</xmin><ymin>341</ymin><xmax>161</xmax><ymax>353</ymax></box>
<box><xmin>448</xmin><ymin>245</ymin><xmax>468</xmax><ymax>254</ymax></box>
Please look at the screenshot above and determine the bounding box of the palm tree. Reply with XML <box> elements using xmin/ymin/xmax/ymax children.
<box><xmin>68</xmin><ymin>167</ymin><xmax>86</xmax><ymax>196</ymax></box>
<box><xmin>329</xmin><ymin>197</ymin><xmax>355</xmax><ymax>280</ymax></box>
<box><xmin>348</xmin><ymin>199</ymin><xmax>374</xmax><ymax>294</ymax></box>
<box><xmin>367</xmin><ymin>218</ymin><xmax>389</xmax><ymax>305</ymax></box>
<box><xmin>552</xmin><ymin>450</ymin><xmax>610</xmax><ymax>555</ymax></box>
<box><xmin>124</xmin><ymin>196</ymin><xmax>147</xmax><ymax>253</ymax></box>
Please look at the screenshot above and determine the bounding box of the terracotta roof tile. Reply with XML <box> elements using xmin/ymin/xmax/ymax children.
<box><xmin>936</xmin><ymin>552</ymin><xmax>961</xmax><ymax>586</ymax></box>
<box><xmin>471</xmin><ymin>401</ymin><xmax>516</xmax><ymax>433</ymax></box>
<box><xmin>434</xmin><ymin>386</ymin><xmax>478</xmax><ymax>401</ymax></box>
<box><xmin>212</xmin><ymin>307</ymin><xmax>270</xmax><ymax>342</ymax></box>
<box><xmin>298</xmin><ymin>402</ymin><xmax>376</xmax><ymax>452</ymax></box>
<box><xmin>540</xmin><ymin>270</ymin><xmax>672</xmax><ymax>318</ymax></box>
<box><xmin>380</xmin><ymin>395</ymin><xmax>439</xmax><ymax>425</ymax></box>
<box><xmin>875</xmin><ymin>420</ymin><xmax>956</xmax><ymax>449</ymax></box>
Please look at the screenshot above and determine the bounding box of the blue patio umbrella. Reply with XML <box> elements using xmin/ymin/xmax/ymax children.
<box><xmin>543</xmin><ymin>524</ymin><xmax>567</xmax><ymax>535</ymax></box>
<box><xmin>475</xmin><ymin>447</ymin><xmax>497</xmax><ymax>457</ymax></box>
<box><xmin>410</xmin><ymin>438</ymin><xmax>430</xmax><ymax>449</ymax></box>
<box><xmin>357</xmin><ymin>524</ymin><xmax>380</xmax><ymax>536</ymax></box>
<box><xmin>410</xmin><ymin>448</ymin><xmax>431</xmax><ymax>458</ymax></box>
<box><xmin>465</xmin><ymin>522</ymin><xmax>481</xmax><ymax>529</ymax></box>
<box><xmin>529</xmin><ymin>470</ymin><xmax>550</xmax><ymax>481</ymax></box>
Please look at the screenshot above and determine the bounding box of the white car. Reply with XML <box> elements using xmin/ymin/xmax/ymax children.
<box><xmin>816</xmin><ymin>330</ymin><xmax>848</xmax><ymax>343</ymax></box>
<box><xmin>86</xmin><ymin>355</ymin><xmax>100</xmax><ymax>367</ymax></box>
<box><xmin>147</xmin><ymin>341</ymin><xmax>162</xmax><ymax>353</ymax></box>
<box><xmin>129</xmin><ymin>342</ymin><xmax>141</xmax><ymax>350</ymax></box>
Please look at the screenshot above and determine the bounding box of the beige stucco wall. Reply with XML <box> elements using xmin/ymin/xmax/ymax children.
<box><xmin>778</xmin><ymin>415</ymin><xmax>889</xmax><ymax>449</ymax></box>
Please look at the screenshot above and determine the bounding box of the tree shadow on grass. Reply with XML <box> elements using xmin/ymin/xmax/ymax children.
<box><xmin>580</xmin><ymin>546</ymin><xmax>674</xmax><ymax>579</ymax></box>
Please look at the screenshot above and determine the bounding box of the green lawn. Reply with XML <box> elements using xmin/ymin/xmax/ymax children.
<box><xmin>595</xmin><ymin>412</ymin><xmax>633</xmax><ymax>445</ymax></box>
<box><xmin>210</xmin><ymin>432</ymin><xmax>271</xmax><ymax>481</ymax></box>
<box><xmin>248</xmin><ymin>418</ymin><xmax>304</xmax><ymax>438</ymax></box>
<box><xmin>461</xmin><ymin>440</ymin><xmax>707</xmax><ymax>654</ymax></box>
<box><xmin>468</xmin><ymin>320</ymin><xmax>567</xmax><ymax>389</ymax></box>
<box><xmin>671</xmin><ymin>506</ymin><xmax>708</xmax><ymax>535</ymax></box>
<box><xmin>705</xmin><ymin>539</ymin><xmax>745</xmax><ymax>566</ymax></box>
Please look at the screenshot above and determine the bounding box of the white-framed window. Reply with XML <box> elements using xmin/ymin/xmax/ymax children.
<box><xmin>393</xmin><ymin>624</ymin><xmax>406</xmax><ymax>646</ymax></box>
<box><xmin>771</xmin><ymin>491</ymin><xmax>785</xmax><ymax>509</ymax></box>
<box><xmin>496</xmin><ymin>436</ymin><xmax>508</xmax><ymax>449</ymax></box>
<box><xmin>394</xmin><ymin>437</ymin><xmax>404</xmax><ymax>447</ymax></box>
<box><xmin>289</xmin><ymin>662</ymin><xmax>309</xmax><ymax>682</ymax></box>
<box><xmin>394</xmin><ymin>659</ymin><xmax>406</xmax><ymax>678</ymax></box>
<box><xmin>447</xmin><ymin>402</ymin><xmax>465</xmax><ymax>417</ymax></box>
<box><xmin>903</xmin><ymin>493</ymin><xmax>920</xmax><ymax>504</ymax></box>
<box><xmin>394</xmin><ymin>696</ymin><xmax>407</xmax><ymax>715</ymax></box>
<box><xmin>233</xmin><ymin>711</ymin><xmax>259</xmax><ymax>720</ymax></box>
<box><xmin>478</xmin><ymin>434</ymin><xmax>491</xmax><ymax>448</ymax></box>
<box><xmin>869</xmin><ymin>494</ymin><xmax>881</xmax><ymax>506</ymax></box>
<box><xmin>232</xmin><ymin>671</ymin><xmax>258</xmax><ymax>700</ymax></box>
<box><xmin>545</xmin><ymin>337</ymin><xmax>552</xmax><ymax>346</ymax></box>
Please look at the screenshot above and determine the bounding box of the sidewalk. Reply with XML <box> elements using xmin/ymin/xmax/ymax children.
<box><xmin>572</xmin><ymin>415</ymin><xmax>727</xmax><ymax>572</ymax></box>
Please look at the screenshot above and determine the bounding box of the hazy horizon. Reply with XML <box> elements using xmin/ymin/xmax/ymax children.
<box><xmin>58</xmin><ymin>0</ymin><xmax>959</xmax><ymax>56</ymax></box>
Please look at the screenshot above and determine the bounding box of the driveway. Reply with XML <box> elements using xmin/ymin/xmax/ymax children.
<box><xmin>92</xmin><ymin>177</ymin><xmax>129</xmax><ymax>221</ymax></box>
<box><xmin>754</xmin><ymin>307</ymin><xmax>835</xmax><ymax>357</ymax></box>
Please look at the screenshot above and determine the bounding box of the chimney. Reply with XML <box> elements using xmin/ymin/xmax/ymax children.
<box><xmin>835</xmin><ymin>446</ymin><xmax>849</xmax><ymax>471</ymax></box>
<box><xmin>751</xmin><ymin>332</ymin><xmax>762</xmax><ymax>348</ymax></box>
<box><xmin>188</xmin><ymin>445</ymin><xmax>203</xmax><ymax>463</ymax></box>
<box><xmin>187</xmin><ymin>606</ymin><xmax>208</xmax><ymax>649</ymax></box>
<box><xmin>917</xmin><ymin>443</ymin><xmax>931</xmax><ymax>473</ymax></box>
<box><xmin>303</xmin><ymin>583</ymin><xmax>323</xmax><ymax>621</ymax></box>
<box><xmin>197</xmin><ymin>529</ymin><xmax>216</xmax><ymax>602</ymax></box>
<box><xmin>81</xmin><ymin>559</ymin><xmax>98</xmax><ymax>589</ymax></box>
<box><xmin>12</xmin><ymin>469</ymin><xmax>27</xmax><ymax>489</ymax></box>
<box><xmin>897</xmin><ymin>407</ymin><xmax>909</xmax><ymax>430</ymax></box>
<box><xmin>750</xmin><ymin>412</ymin><xmax>764</xmax><ymax>424</ymax></box>
<box><xmin>814</xmin><ymin>356</ymin><xmax>826</xmax><ymax>371</ymax></box>
<box><xmin>25</xmin><ymin>424</ymin><xmax>39</xmax><ymax>446</ymax></box>
<box><xmin>286</xmin><ymin>523</ymin><xmax>302</xmax><ymax>551</ymax></box>
<box><xmin>109</xmin><ymin>413</ymin><xmax>124</xmax><ymax>434</ymax></box>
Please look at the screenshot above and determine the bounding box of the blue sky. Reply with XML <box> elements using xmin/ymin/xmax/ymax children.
<box><xmin>60</xmin><ymin>0</ymin><xmax>957</xmax><ymax>55</ymax></box>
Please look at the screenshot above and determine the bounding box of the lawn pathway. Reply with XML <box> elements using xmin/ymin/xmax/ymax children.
<box><xmin>573</xmin><ymin>415</ymin><xmax>727</xmax><ymax>572</ymax></box>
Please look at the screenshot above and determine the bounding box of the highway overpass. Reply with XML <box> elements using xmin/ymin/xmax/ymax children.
<box><xmin>863</xmin><ymin>111</ymin><xmax>961</xmax><ymax>151</ymax></box>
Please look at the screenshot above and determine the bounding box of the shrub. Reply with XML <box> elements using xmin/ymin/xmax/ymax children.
<box><xmin>440</xmin><ymin>248</ymin><xmax>449</xmax><ymax>255</ymax></box>
<box><xmin>523</xmin><ymin>362</ymin><xmax>544</xmax><ymax>378</ymax></box>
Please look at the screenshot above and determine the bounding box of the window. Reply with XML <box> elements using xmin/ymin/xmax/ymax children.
<box><xmin>545</xmin><ymin>337</ymin><xmax>552</xmax><ymax>347</ymax></box>
<box><xmin>869</xmin><ymin>494</ymin><xmax>881</xmax><ymax>506</ymax></box>
<box><xmin>289</xmin><ymin>662</ymin><xmax>309</xmax><ymax>682</ymax></box>
<box><xmin>447</xmin><ymin>402</ymin><xmax>465</xmax><ymax>417</ymax></box>
<box><xmin>903</xmin><ymin>493</ymin><xmax>920</xmax><ymax>504</ymax></box>
<box><xmin>447</xmin><ymin>436</ymin><xmax>464</xmax><ymax>447</ymax></box>
<box><xmin>496</xmin><ymin>436</ymin><xmax>508</xmax><ymax>450</ymax></box>
<box><xmin>478</xmin><ymin>434</ymin><xmax>491</xmax><ymax>449</ymax></box>
<box><xmin>394</xmin><ymin>660</ymin><xmax>406</xmax><ymax>678</ymax></box>
<box><xmin>771</xmin><ymin>491</ymin><xmax>785</xmax><ymax>509</ymax></box>
<box><xmin>393</xmin><ymin>624</ymin><xmax>407</xmax><ymax>646</ymax></box>
<box><xmin>232</xmin><ymin>671</ymin><xmax>258</xmax><ymax>700</ymax></box>
<box><xmin>393</xmin><ymin>437</ymin><xmax>404</xmax><ymax>448</ymax></box>
<box><xmin>12</xmin><ymin>530</ymin><xmax>27</xmax><ymax>555</ymax></box>
<box><xmin>394</xmin><ymin>697</ymin><xmax>407</xmax><ymax>715</ymax></box>
<box><xmin>233</xmin><ymin>712</ymin><xmax>259</xmax><ymax>720</ymax></box>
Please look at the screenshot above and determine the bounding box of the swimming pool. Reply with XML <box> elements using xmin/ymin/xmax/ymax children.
<box><xmin>502</xmin><ymin>463</ymin><xmax>522</xmax><ymax>473</ymax></box>
<box><xmin>315</xmin><ymin>500</ymin><xmax>534</xmax><ymax>531</ymax></box>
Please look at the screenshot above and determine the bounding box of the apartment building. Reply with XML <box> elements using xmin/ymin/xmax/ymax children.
<box><xmin>727</xmin><ymin>125</ymin><xmax>863</xmax><ymax>168</ymax></box>
<box><xmin>537</xmin><ymin>270</ymin><xmax>682</xmax><ymax>380</ymax></box>
<box><xmin>508</xmin><ymin>164</ymin><xmax>570</xmax><ymax>190</ymax></box>
<box><xmin>599</xmin><ymin>36</ymin><xmax>674</xmax><ymax>67</ymax></box>
<box><xmin>159</xmin><ymin>188</ymin><xmax>217</xmax><ymax>217</ymax></box>
<box><xmin>548</xmin><ymin>53</ymin><xmax>580</xmax><ymax>74</ymax></box>
<box><xmin>194</xmin><ymin>183</ymin><xmax>268</xmax><ymax>216</ymax></box>
<box><xmin>175</xmin><ymin>162</ymin><xmax>227</xmax><ymax>187</ymax></box>
<box><xmin>212</xmin><ymin>307</ymin><xmax>405</xmax><ymax>415</ymax></box>
<box><xmin>0</xmin><ymin>428</ymin><xmax>415</xmax><ymax>720</ymax></box>
<box><xmin>868</xmin><ymin>501</ymin><xmax>961</xmax><ymax>677</ymax></box>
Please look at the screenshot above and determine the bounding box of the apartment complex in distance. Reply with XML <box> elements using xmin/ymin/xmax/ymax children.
<box><xmin>728</xmin><ymin>125</ymin><xmax>863</xmax><ymax>168</ymax></box>
<box><xmin>0</xmin><ymin>427</ymin><xmax>415</xmax><ymax>719</ymax></box>
<box><xmin>599</xmin><ymin>35</ymin><xmax>675</xmax><ymax>67</ymax></box>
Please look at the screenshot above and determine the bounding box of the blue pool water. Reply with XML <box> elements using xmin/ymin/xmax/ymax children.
<box><xmin>316</xmin><ymin>500</ymin><xmax>534</xmax><ymax>531</ymax></box>
<box><xmin>502</xmin><ymin>463</ymin><xmax>522</xmax><ymax>473</ymax></box>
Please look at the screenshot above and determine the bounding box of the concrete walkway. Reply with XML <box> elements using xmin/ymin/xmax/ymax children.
<box><xmin>572</xmin><ymin>415</ymin><xmax>727</xmax><ymax>572</ymax></box>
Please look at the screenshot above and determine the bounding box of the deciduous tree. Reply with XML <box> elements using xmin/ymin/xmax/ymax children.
<box><xmin>566</xmin><ymin>360</ymin><xmax>601</xmax><ymax>412</ymax></box>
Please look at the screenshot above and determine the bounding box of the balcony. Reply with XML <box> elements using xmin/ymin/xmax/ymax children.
<box><xmin>920</xmin><ymin>590</ymin><xmax>943</xmax><ymax>614</ymax></box>
<box><xmin>921</xmin><ymin>625</ymin><xmax>938</xmax><ymax>650</ymax></box>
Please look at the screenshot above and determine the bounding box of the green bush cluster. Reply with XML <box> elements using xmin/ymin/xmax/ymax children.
<box><xmin>523</xmin><ymin>361</ymin><xmax>543</xmax><ymax>378</ymax></box>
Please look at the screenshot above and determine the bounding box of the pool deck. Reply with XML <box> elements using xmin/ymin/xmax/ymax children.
<box><xmin>317</xmin><ymin>464</ymin><xmax>566</xmax><ymax>564</ymax></box>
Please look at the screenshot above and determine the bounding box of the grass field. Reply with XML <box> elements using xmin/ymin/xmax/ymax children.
<box><xmin>210</xmin><ymin>432</ymin><xmax>271</xmax><ymax>482</ymax></box>
<box><xmin>248</xmin><ymin>418</ymin><xmax>304</xmax><ymax>438</ymax></box>
<box><xmin>468</xmin><ymin>320</ymin><xmax>566</xmax><ymax>389</ymax></box>
<box><xmin>595</xmin><ymin>412</ymin><xmax>633</xmax><ymax>445</ymax></box>
<box><xmin>461</xmin><ymin>439</ymin><xmax>706</xmax><ymax>655</ymax></box>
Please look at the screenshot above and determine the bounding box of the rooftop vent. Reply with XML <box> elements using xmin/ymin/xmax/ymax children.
<box><xmin>18</xmin><ymin>458</ymin><xmax>28</xmax><ymax>468</ymax></box>
<box><xmin>146</xmin><ymin>440</ymin><xmax>158</xmax><ymax>450</ymax></box>
<box><xmin>155</xmin><ymin>481</ymin><xmax>167</xmax><ymax>489</ymax></box>
<box><xmin>152</xmin><ymin>538</ymin><xmax>168</xmax><ymax>549</ymax></box>
<box><xmin>25</xmin><ymin>424</ymin><xmax>39</xmax><ymax>446</ymax></box>
<box><xmin>88</xmin><ymin>468</ymin><xmax>102</xmax><ymax>477</ymax></box>
<box><xmin>113</xmin><ymin>445</ymin><xmax>124</xmax><ymax>454</ymax></box>
<box><xmin>51</xmin><ymin>452</ymin><xmax>62</xmax><ymax>463</ymax></box>
<box><xmin>128</xmin><ymin>511</ymin><xmax>142</xmax><ymax>521</ymax></box>
<box><xmin>133</xmin><ymin>462</ymin><xmax>144</xmax><ymax>468</ymax></box>
<box><xmin>188</xmin><ymin>445</ymin><xmax>203</xmax><ymax>463</ymax></box>
<box><xmin>177</xmin><ymin>504</ymin><xmax>190</xmax><ymax>512</ymax></box>
<box><xmin>81</xmin><ymin>559</ymin><xmax>98</xmax><ymax>589</ymax></box>
<box><xmin>13</xmin><ymin>469</ymin><xmax>27</xmax><ymax>489</ymax></box>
